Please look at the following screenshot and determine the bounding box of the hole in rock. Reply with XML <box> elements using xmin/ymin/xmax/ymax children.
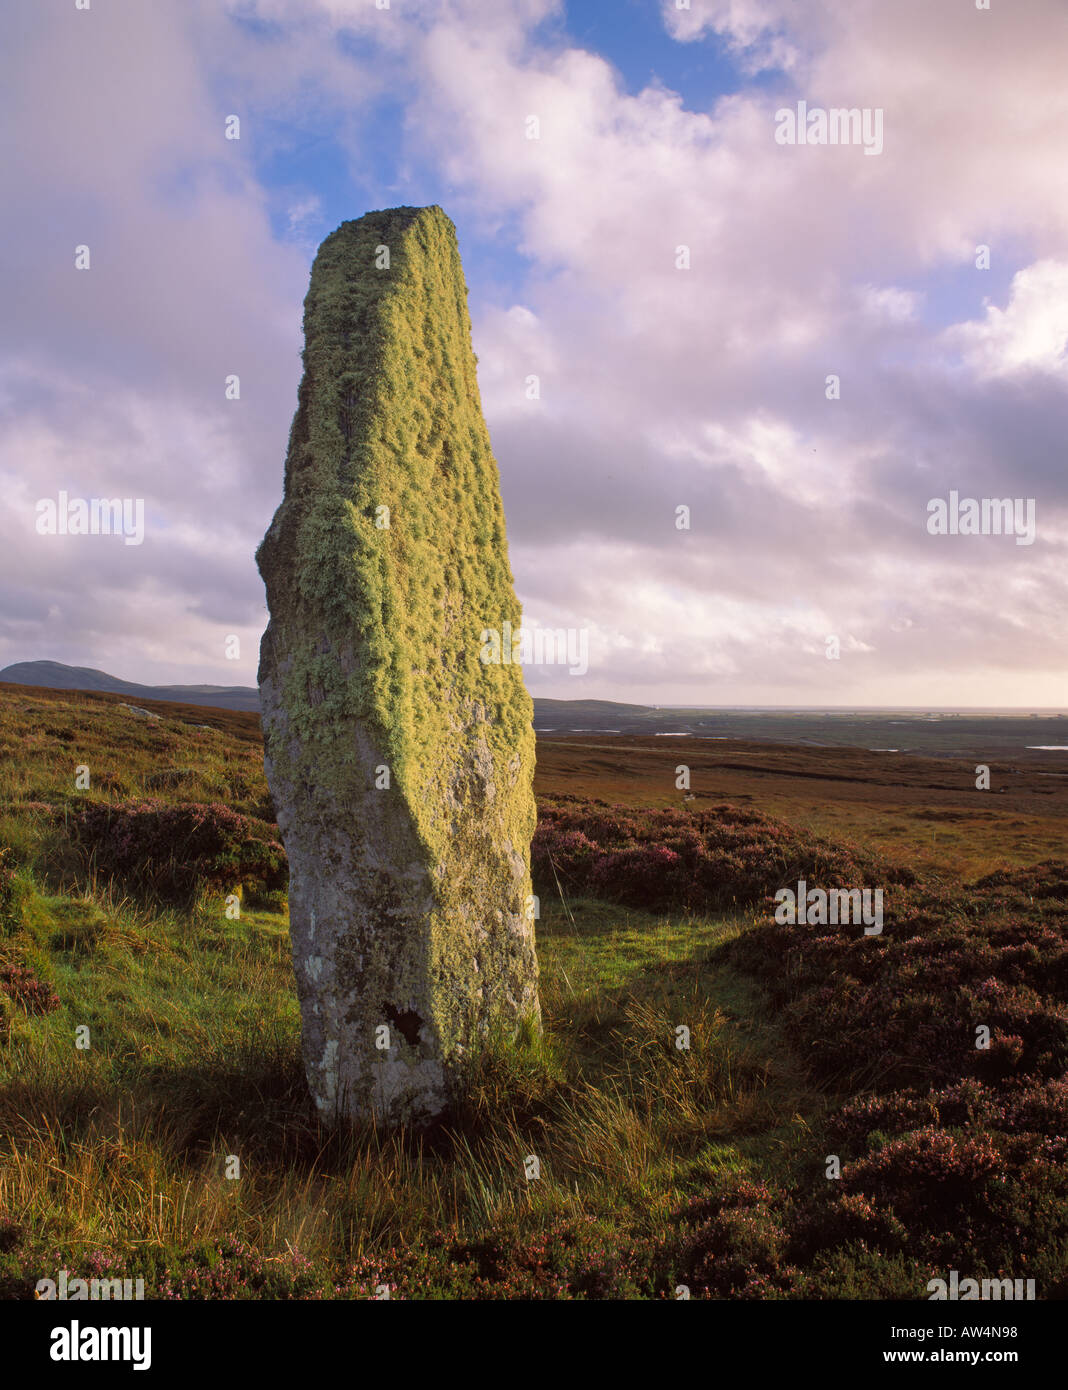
<box><xmin>383</xmin><ymin>1004</ymin><xmax>423</xmax><ymax>1047</ymax></box>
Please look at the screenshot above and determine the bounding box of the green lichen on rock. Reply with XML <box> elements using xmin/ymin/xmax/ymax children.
<box><xmin>257</xmin><ymin>206</ymin><xmax>540</xmax><ymax>1125</ymax></box>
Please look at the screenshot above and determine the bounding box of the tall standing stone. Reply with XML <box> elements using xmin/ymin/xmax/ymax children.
<box><xmin>256</xmin><ymin>206</ymin><xmax>540</xmax><ymax>1126</ymax></box>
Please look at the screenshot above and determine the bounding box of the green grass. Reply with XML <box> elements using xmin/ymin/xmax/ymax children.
<box><xmin>0</xmin><ymin>857</ymin><xmax>824</xmax><ymax>1297</ymax></box>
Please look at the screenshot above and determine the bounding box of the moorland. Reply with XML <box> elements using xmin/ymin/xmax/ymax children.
<box><xmin>1</xmin><ymin>681</ymin><xmax>1066</xmax><ymax>1299</ymax></box>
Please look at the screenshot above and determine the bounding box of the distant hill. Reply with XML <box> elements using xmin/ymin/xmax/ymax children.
<box><xmin>0</xmin><ymin>661</ymin><xmax>262</xmax><ymax>713</ymax></box>
<box><xmin>0</xmin><ymin>660</ymin><xmax>666</xmax><ymax>728</ymax></box>
<box><xmin>3</xmin><ymin>661</ymin><xmax>1066</xmax><ymax>756</ymax></box>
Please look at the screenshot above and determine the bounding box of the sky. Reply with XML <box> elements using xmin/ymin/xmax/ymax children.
<box><xmin>2</xmin><ymin>0</ymin><xmax>1067</xmax><ymax>706</ymax></box>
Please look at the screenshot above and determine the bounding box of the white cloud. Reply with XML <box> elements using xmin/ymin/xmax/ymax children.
<box><xmin>943</xmin><ymin>260</ymin><xmax>1068</xmax><ymax>378</ymax></box>
<box><xmin>286</xmin><ymin>195</ymin><xmax>323</xmax><ymax>240</ymax></box>
<box><xmin>661</xmin><ymin>0</ymin><xmax>799</xmax><ymax>73</ymax></box>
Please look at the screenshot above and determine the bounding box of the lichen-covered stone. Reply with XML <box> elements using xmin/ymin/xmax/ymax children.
<box><xmin>256</xmin><ymin>206</ymin><xmax>540</xmax><ymax>1125</ymax></box>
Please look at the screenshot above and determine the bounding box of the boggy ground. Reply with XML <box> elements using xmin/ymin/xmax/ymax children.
<box><xmin>0</xmin><ymin>683</ymin><xmax>1066</xmax><ymax>1298</ymax></box>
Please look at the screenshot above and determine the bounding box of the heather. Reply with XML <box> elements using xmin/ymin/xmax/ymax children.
<box><xmin>532</xmin><ymin>795</ymin><xmax>914</xmax><ymax>914</ymax></box>
<box><xmin>64</xmin><ymin>799</ymin><xmax>287</xmax><ymax>907</ymax></box>
<box><xmin>1</xmin><ymin>685</ymin><xmax>1066</xmax><ymax>1299</ymax></box>
<box><xmin>708</xmin><ymin>859</ymin><xmax>1068</xmax><ymax>1295</ymax></box>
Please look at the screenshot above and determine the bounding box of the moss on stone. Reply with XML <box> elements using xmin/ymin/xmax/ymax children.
<box><xmin>257</xmin><ymin>206</ymin><xmax>539</xmax><ymax>1122</ymax></box>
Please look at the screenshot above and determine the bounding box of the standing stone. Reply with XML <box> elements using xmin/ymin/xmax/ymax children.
<box><xmin>256</xmin><ymin>206</ymin><xmax>540</xmax><ymax>1126</ymax></box>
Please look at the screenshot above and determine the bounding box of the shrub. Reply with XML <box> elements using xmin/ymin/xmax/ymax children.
<box><xmin>531</xmin><ymin>799</ymin><xmax>901</xmax><ymax>915</ymax></box>
<box><xmin>726</xmin><ymin>867</ymin><xmax>1068</xmax><ymax>1092</ymax></box>
<box><xmin>840</xmin><ymin>1128</ymin><xmax>1003</xmax><ymax>1223</ymax></box>
<box><xmin>0</xmin><ymin>955</ymin><xmax>59</xmax><ymax>1018</ymax></box>
<box><xmin>675</xmin><ymin>1180</ymin><xmax>796</xmax><ymax>1298</ymax></box>
<box><xmin>708</xmin><ymin>847</ymin><xmax>1068</xmax><ymax>1285</ymax></box>
<box><xmin>65</xmin><ymin>799</ymin><xmax>288</xmax><ymax>905</ymax></box>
